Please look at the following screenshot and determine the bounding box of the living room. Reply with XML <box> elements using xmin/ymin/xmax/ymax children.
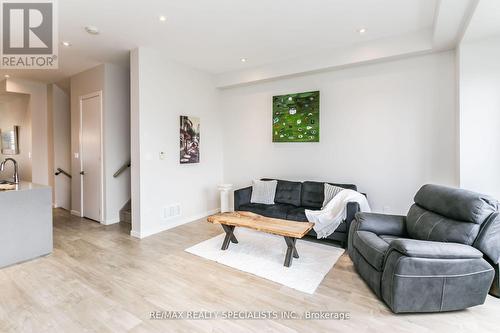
<box><xmin>124</xmin><ymin>0</ymin><xmax>500</xmax><ymax>327</ymax></box>
<box><xmin>1</xmin><ymin>0</ymin><xmax>500</xmax><ymax>332</ymax></box>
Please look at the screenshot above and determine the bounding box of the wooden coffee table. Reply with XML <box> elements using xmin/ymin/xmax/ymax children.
<box><xmin>207</xmin><ymin>211</ymin><xmax>314</xmax><ymax>267</ymax></box>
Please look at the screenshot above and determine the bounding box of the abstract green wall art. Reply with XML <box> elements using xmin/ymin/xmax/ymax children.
<box><xmin>272</xmin><ymin>91</ymin><xmax>319</xmax><ymax>142</ymax></box>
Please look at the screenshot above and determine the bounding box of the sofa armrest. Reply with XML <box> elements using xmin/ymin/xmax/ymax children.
<box><xmin>355</xmin><ymin>212</ymin><xmax>407</xmax><ymax>237</ymax></box>
<box><xmin>344</xmin><ymin>202</ymin><xmax>360</xmax><ymax>233</ymax></box>
<box><xmin>474</xmin><ymin>212</ymin><xmax>500</xmax><ymax>265</ymax></box>
<box><xmin>390</xmin><ymin>239</ymin><xmax>483</xmax><ymax>259</ymax></box>
<box><xmin>234</xmin><ymin>186</ymin><xmax>252</xmax><ymax>211</ymax></box>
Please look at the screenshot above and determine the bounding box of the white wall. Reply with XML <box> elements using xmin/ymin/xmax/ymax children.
<box><xmin>4</xmin><ymin>79</ymin><xmax>48</xmax><ymax>185</ymax></box>
<box><xmin>0</xmin><ymin>95</ymin><xmax>31</xmax><ymax>181</ymax></box>
<box><xmin>51</xmin><ymin>85</ymin><xmax>71</xmax><ymax>210</ymax></box>
<box><xmin>103</xmin><ymin>64</ymin><xmax>131</xmax><ymax>224</ymax></box>
<box><xmin>70</xmin><ymin>64</ymin><xmax>131</xmax><ymax>223</ymax></box>
<box><xmin>220</xmin><ymin>51</ymin><xmax>458</xmax><ymax>214</ymax></box>
<box><xmin>459</xmin><ymin>35</ymin><xmax>500</xmax><ymax>199</ymax></box>
<box><xmin>130</xmin><ymin>50</ymin><xmax>141</xmax><ymax>235</ymax></box>
<box><xmin>130</xmin><ymin>47</ymin><xmax>223</xmax><ymax>238</ymax></box>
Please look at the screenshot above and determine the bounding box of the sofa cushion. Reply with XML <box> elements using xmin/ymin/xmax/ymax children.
<box><xmin>353</xmin><ymin>231</ymin><xmax>389</xmax><ymax>271</ymax></box>
<box><xmin>286</xmin><ymin>207</ymin><xmax>347</xmax><ymax>232</ymax></box>
<box><xmin>286</xmin><ymin>207</ymin><xmax>308</xmax><ymax>222</ymax></box>
<box><xmin>389</xmin><ymin>239</ymin><xmax>483</xmax><ymax>259</ymax></box>
<box><xmin>414</xmin><ymin>184</ymin><xmax>498</xmax><ymax>224</ymax></box>
<box><xmin>301</xmin><ymin>181</ymin><xmax>357</xmax><ymax>208</ymax></box>
<box><xmin>406</xmin><ymin>204</ymin><xmax>480</xmax><ymax>245</ymax></box>
<box><xmin>380</xmin><ymin>235</ymin><xmax>405</xmax><ymax>244</ymax></box>
<box><xmin>238</xmin><ymin>203</ymin><xmax>294</xmax><ymax>220</ymax></box>
<box><xmin>274</xmin><ymin>180</ymin><xmax>302</xmax><ymax>206</ymax></box>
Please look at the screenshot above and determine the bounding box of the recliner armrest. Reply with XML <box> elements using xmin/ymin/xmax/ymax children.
<box><xmin>234</xmin><ymin>186</ymin><xmax>252</xmax><ymax>211</ymax></box>
<box><xmin>355</xmin><ymin>212</ymin><xmax>407</xmax><ymax>237</ymax></box>
<box><xmin>390</xmin><ymin>239</ymin><xmax>483</xmax><ymax>259</ymax></box>
<box><xmin>474</xmin><ymin>212</ymin><xmax>500</xmax><ymax>265</ymax></box>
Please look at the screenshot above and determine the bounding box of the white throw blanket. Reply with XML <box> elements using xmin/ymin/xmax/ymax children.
<box><xmin>305</xmin><ymin>189</ymin><xmax>371</xmax><ymax>239</ymax></box>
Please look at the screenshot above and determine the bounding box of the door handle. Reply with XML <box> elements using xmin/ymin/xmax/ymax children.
<box><xmin>80</xmin><ymin>171</ymin><xmax>85</xmax><ymax>175</ymax></box>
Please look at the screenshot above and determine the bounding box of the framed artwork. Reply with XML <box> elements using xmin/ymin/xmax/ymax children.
<box><xmin>0</xmin><ymin>126</ymin><xmax>19</xmax><ymax>155</ymax></box>
<box><xmin>272</xmin><ymin>91</ymin><xmax>319</xmax><ymax>142</ymax></box>
<box><xmin>180</xmin><ymin>116</ymin><xmax>200</xmax><ymax>164</ymax></box>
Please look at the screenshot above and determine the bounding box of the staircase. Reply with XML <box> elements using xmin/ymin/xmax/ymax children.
<box><xmin>119</xmin><ymin>200</ymin><xmax>131</xmax><ymax>223</ymax></box>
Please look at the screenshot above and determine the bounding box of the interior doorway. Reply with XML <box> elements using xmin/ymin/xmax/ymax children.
<box><xmin>80</xmin><ymin>91</ymin><xmax>103</xmax><ymax>222</ymax></box>
<box><xmin>51</xmin><ymin>84</ymin><xmax>71</xmax><ymax>210</ymax></box>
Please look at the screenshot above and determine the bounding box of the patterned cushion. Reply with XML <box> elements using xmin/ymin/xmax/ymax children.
<box><xmin>250</xmin><ymin>180</ymin><xmax>277</xmax><ymax>205</ymax></box>
<box><xmin>322</xmin><ymin>183</ymin><xmax>344</xmax><ymax>208</ymax></box>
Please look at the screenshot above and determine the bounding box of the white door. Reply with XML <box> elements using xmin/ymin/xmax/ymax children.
<box><xmin>80</xmin><ymin>93</ymin><xmax>102</xmax><ymax>222</ymax></box>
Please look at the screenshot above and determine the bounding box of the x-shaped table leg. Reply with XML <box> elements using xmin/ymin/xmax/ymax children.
<box><xmin>221</xmin><ymin>225</ymin><xmax>238</xmax><ymax>250</ymax></box>
<box><xmin>284</xmin><ymin>236</ymin><xmax>299</xmax><ymax>267</ymax></box>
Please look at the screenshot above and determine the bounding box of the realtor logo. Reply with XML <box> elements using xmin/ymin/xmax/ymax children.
<box><xmin>1</xmin><ymin>0</ymin><xmax>58</xmax><ymax>69</ymax></box>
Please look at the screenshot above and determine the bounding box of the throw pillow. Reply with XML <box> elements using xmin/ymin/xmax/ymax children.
<box><xmin>251</xmin><ymin>180</ymin><xmax>278</xmax><ymax>205</ymax></box>
<box><xmin>322</xmin><ymin>183</ymin><xmax>344</xmax><ymax>208</ymax></box>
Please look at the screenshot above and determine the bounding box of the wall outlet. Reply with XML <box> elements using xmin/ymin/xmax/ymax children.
<box><xmin>163</xmin><ymin>204</ymin><xmax>181</xmax><ymax>220</ymax></box>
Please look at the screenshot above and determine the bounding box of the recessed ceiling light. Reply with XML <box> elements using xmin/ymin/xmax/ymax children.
<box><xmin>85</xmin><ymin>26</ymin><xmax>100</xmax><ymax>35</ymax></box>
<box><xmin>240</xmin><ymin>58</ymin><xmax>247</xmax><ymax>63</ymax></box>
<box><xmin>4</xmin><ymin>74</ymin><xmax>10</xmax><ymax>78</ymax></box>
<box><xmin>358</xmin><ymin>28</ymin><xmax>367</xmax><ymax>34</ymax></box>
<box><xmin>159</xmin><ymin>15</ymin><xmax>167</xmax><ymax>22</ymax></box>
<box><xmin>62</xmin><ymin>41</ymin><xmax>71</xmax><ymax>47</ymax></box>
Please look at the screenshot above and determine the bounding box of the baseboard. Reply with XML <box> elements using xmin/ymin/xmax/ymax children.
<box><xmin>101</xmin><ymin>217</ymin><xmax>120</xmax><ymax>225</ymax></box>
<box><xmin>131</xmin><ymin>208</ymin><xmax>220</xmax><ymax>239</ymax></box>
<box><xmin>130</xmin><ymin>230</ymin><xmax>141</xmax><ymax>238</ymax></box>
<box><xmin>70</xmin><ymin>210</ymin><xmax>81</xmax><ymax>217</ymax></box>
<box><xmin>54</xmin><ymin>204</ymin><xmax>71</xmax><ymax>210</ymax></box>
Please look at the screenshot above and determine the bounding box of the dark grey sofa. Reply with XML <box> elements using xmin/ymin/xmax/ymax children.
<box><xmin>349</xmin><ymin>184</ymin><xmax>500</xmax><ymax>313</ymax></box>
<box><xmin>234</xmin><ymin>179</ymin><xmax>361</xmax><ymax>247</ymax></box>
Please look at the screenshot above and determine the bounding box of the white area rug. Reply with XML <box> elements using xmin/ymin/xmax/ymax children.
<box><xmin>185</xmin><ymin>229</ymin><xmax>344</xmax><ymax>294</ymax></box>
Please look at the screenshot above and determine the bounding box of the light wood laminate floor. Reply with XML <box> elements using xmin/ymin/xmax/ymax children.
<box><xmin>0</xmin><ymin>209</ymin><xmax>499</xmax><ymax>333</ymax></box>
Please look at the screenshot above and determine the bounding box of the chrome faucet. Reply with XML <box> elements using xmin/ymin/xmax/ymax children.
<box><xmin>0</xmin><ymin>158</ymin><xmax>19</xmax><ymax>184</ymax></box>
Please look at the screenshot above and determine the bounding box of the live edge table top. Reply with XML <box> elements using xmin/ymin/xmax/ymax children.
<box><xmin>207</xmin><ymin>211</ymin><xmax>314</xmax><ymax>239</ymax></box>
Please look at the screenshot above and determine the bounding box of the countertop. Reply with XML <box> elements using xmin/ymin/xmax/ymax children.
<box><xmin>0</xmin><ymin>181</ymin><xmax>50</xmax><ymax>193</ymax></box>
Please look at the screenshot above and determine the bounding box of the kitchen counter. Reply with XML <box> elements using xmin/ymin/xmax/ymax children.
<box><xmin>0</xmin><ymin>181</ymin><xmax>53</xmax><ymax>268</ymax></box>
<box><xmin>0</xmin><ymin>181</ymin><xmax>48</xmax><ymax>192</ymax></box>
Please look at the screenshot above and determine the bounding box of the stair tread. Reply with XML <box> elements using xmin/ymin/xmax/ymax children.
<box><xmin>119</xmin><ymin>199</ymin><xmax>132</xmax><ymax>223</ymax></box>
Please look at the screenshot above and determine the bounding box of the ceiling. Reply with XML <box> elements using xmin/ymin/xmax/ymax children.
<box><xmin>462</xmin><ymin>0</ymin><xmax>500</xmax><ymax>42</ymax></box>
<box><xmin>0</xmin><ymin>0</ymin><xmax>490</xmax><ymax>85</ymax></box>
<box><xmin>0</xmin><ymin>0</ymin><xmax>439</xmax><ymax>83</ymax></box>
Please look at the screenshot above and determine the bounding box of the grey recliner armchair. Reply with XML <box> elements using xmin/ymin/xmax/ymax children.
<box><xmin>348</xmin><ymin>184</ymin><xmax>500</xmax><ymax>313</ymax></box>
